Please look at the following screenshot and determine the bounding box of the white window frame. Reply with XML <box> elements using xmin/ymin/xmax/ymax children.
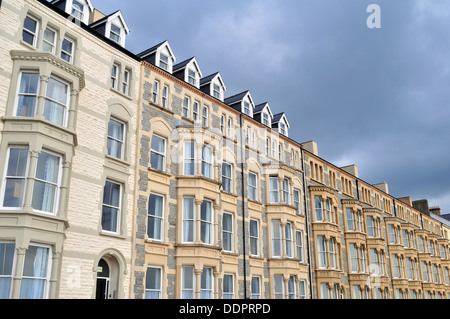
<box><xmin>296</xmin><ymin>230</ymin><xmax>304</xmax><ymax>262</ymax></box>
<box><xmin>248</xmin><ymin>172</ymin><xmax>258</xmax><ymax>201</ymax></box>
<box><xmin>201</xmin><ymin>145</ymin><xmax>213</xmax><ymax>179</ymax></box>
<box><xmin>222</xmin><ymin>212</ymin><xmax>234</xmax><ymax>253</ymax></box>
<box><xmin>22</xmin><ymin>15</ymin><xmax>39</xmax><ymax>47</ymax></box>
<box><xmin>111</xmin><ymin>64</ymin><xmax>119</xmax><ymax>90</ymax></box>
<box><xmin>273</xmin><ymin>274</ymin><xmax>284</xmax><ymax>299</ymax></box>
<box><xmin>31</xmin><ymin>150</ymin><xmax>62</xmax><ymax>215</ymax></box>
<box><xmin>202</xmin><ymin>105</ymin><xmax>209</xmax><ymax>127</ymax></box>
<box><xmin>183</xmin><ymin>96</ymin><xmax>190</xmax><ymax>118</ymax></box>
<box><xmin>42</xmin><ymin>26</ymin><xmax>57</xmax><ymax>54</ymax></box>
<box><xmin>317</xmin><ymin>235</ymin><xmax>327</xmax><ymax>269</ymax></box>
<box><xmin>15</xmin><ymin>71</ymin><xmax>40</xmax><ymax>117</ymax></box>
<box><xmin>145</xmin><ymin>266</ymin><xmax>162</xmax><ymax>299</ymax></box>
<box><xmin>109</xmin><ymin>23</ymin><xmax>122</xmax><ymax>44</ymax></box>
<box><xmin>269</xmin><ymin>176</ymin><xmax>279</xmax><ymax>204</ymax></box>
<box><xmin>271</xmin><ymin>220</ymin><xmax>282</xmax><ymax>258</ymax></box>
<box><xmin>107</xmin><ymin>117</ymin><xmax>126</xmax><ymax>160</ymax></box>
<box><xmin>147</xmin><ymin>193</ymin><xmax>164</xmax><ymax>241</ymax></box>
<box><xmin>251</xmin><ymin>276</ymin><xmax>261</xmax><ymax>299</ymax></box>
<box><xmin>162</xmin><ymin>85</ymin><xmax>168</xmax><ymax>108</ymax></box>
<box><xmin>19</xmin><ymin>244</ymin><xmax>52</xmax><ymax>299</ymax></box>
<box><xmin>250</xmin><ymin>219</ymin><xmax>260</xmax><ymax>257</ymax></box>
<box><xmin>1</xmin><ymin>147</ymin><xmax>30</xmax><ymax>209</ymax></box>
<box><xmin>0</xmin><ymin>242</ymin><xmax>16</xmax><ymax>299</ymax></box>
<box><xmin>188</xmin><ymin>69</ymin><xmax>197</xmax><ymax>87</ymax></box>
<box><xmin>152</xmin><ymin>80</ymin><xmax>159</xmax><ymax>104</ymax></box>
<box><xmin>285</xmin><ymin>222</ymin><xmax>294</xmax><ymax>258</ymax></box>
<box><xmin>293</xmin><ymin>189</ymin><xmax>301</xmax><ymax>215</ymax></box>
<box><xmin>61</xmin><ymin>37</ymin><xmax>74</xmax><ymax>64</ymax></box>
<box><xmin>101</xmin><ymin>179</ymin><xmax>122</xmax><ymax>234</ymax></box>
<box><xmin>282</xmin><ymin>178</ymin><xmax>290</xmax><ymax>205</ymax></box>
<box><xmin>181</xmin><ymin>266</ymin><xmax>195</xmax><ymax>299</ymax></box>
<box><xmin>314</xmin><ymin>196</ymin><xmax>323</xmax><ymax>222</ymax></box>
<box><xmin>183</xmin><ymin>141</ymin><xmax>196</xmax><ymax>176</ymax></box>
<box><xmin>159</xmin><ymin>53</ymin><xmax>169</xmax><ymax>71</ymax></box>
<box><xmin>44</xmin><ymin>75</ymin><xmax>71</xmax><ymax>127</ymax></box>
<box><xmin>122</xmin><ymin>69</ymin><xmax>130</xmax><ymax>96</ymax></box>
<box><xmin>223</xmin><ymin>273</ymin><xmax>234</xmax><ymax>299</ymax></box>
<box><xmin>71</xmin><ymin>0</ymin><xmax>85</xmax><ymax>21</ymax></box>
<box><xmin>150</xmin><ymin>134</ymin><xmax>166</xmax><ymax>172</ymax></box>
<box><xmin>200</xmin><ymin>267</ymin><xmax>213</xmax><ymax>299</ymax></box>
<box><xmin>222</xmin><ymin>162</ymin><xmax>232</xmax><ymax>193</ymax></box>
<box><xmin>200</xmin><ymin>199</ymin><xmax>214</xmax><ymax>245</ymax></box>
<box><xmin>182</xmin><ymin>197</ymin><xmax>195</xmax><ymax>243</ymax></box>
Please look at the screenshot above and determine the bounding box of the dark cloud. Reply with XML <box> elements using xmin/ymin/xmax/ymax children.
<box><xmin>92</xmin><ymin>0</ymin><xmax>450</xmax><ymax>212</ymax></box>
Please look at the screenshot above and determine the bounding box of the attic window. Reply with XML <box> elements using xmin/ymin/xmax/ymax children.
<box><xmin>188</xmin><ymin>69</ymin><xmax>197</xmax><ymax>86</ymax></box>
<box><xmin>110</xmin><ymin>24</ymin><xmax>121</xmax><ymax>44</ymax></box>
<box><xmin>159</xmin><ymin>53</ymin><xmax>169</xmax><ymax>71</ymax></box>
<box><xmin>263</xmin><ymin>113</ymin><xmax>269</xmax><ymax>126</ymax></box>
<box><xmin>243</xmin><ymin>102</ymin><xmax>250</xmax><ymax>115</ymax></box>
<box><xmin>71</xmin><ymin>0</ymin><xmax>84</xmax><ymax>21</ymax></box>
<box><xmin>213</xmin><ymin>84</ymin><xmax>221</xmax><ymax>99</ymax></box>
<box><xmin>280</xmin><ymin>123</ymin><xmax>286</xmax><ymax>135</ymax></box>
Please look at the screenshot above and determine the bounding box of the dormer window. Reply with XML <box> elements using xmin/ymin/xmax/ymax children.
<box><xmin>188</xmin><ymin>69</ymin><xmax>197</xmax><ymax>86</ymax></box>
<box><xmin>89</xmin><ymin>10</ymin><xmax>130</xmax><ymax>48</ymax></box>
<box><xmin>213</xmin><ymin>84</ymin><xmax>221</xmax><ymax>99</ymax></box>
<box><xmin>71</xmin><ymin>0</ymin><xmax>84</xmax><ymax>21</ymax></box>
<box><xmin>263</xmin><ymin>113</ymin><xmax>269</xmax><ymax>126</ymax></box>
<box><xmin>280</xmin><ymin>123</ymin><xmax>286</xmax><ymax>136</ymax></box>
<box><xmin>109</xmin><ymin>24</ymin><xmax>121</xmax><ymax>43</ymax></box>
<box><xmin>244</xmin><ymin>102</ymin><xmax>250</xmax><ymax>115</ymax></box>
<box><xmin>159</xmin><ymin>53</ymin><xmax>169</xmax><ymax>71</ymax></box>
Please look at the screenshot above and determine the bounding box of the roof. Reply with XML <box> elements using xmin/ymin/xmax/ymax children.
<box><xmin>254</xmin><ymin>102</ymin><xmax>273</xmax><ymax>117</ymax></box>
<box><xmin>200</xmin><ymin>72</ymin><xmax>227</xmax><ymax>90</ymax></box>
<box><xmin>272</xmin><ymin>112</ymin><xmax>290</xmax><ymax>127</ymax></box>
<box><xmin>89</xmin><ymin>10</ymin><xmax>130</xmax><ymax>34</ymax></box>
<box><xmin>137</xmin><ymin>40</ymin><xmax>176</xmax><ymax>62</ymax></box>
<box><xmin>173</xmin><ymin>56</ymin><xmax>202</xmax><ymax>76</ymax></box>
<box><xmin>224</xmin><ymin>90</ymin><xmax>250</xmax><ymax>106</ymax></box>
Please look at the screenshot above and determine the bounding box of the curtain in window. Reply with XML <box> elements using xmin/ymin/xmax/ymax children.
<box><xmin>200</xmin><ymin>268</ymin><xmax>212</xmax><ymax>299</ymax></box>
<box><xmin>184</xmin><ymin>142</ymin><xmax>195</xmax><ymax>176</ymax></box>
<box><xmin>32</xmin><ymin>152</ymin><xmax>59</xmax><ymax>213</ymax></box>
<box><xmin>4</xmin><ymin>148</ymin><xmax>29</xmax><ymax>208</ymax></box>
<box><xmin>181</xmin><ymin>266</ymin><xmax>194</xmax><ymax>299</ymax></box>
<box><xmin>271</xmin><ymin>220</ymin><xmax>282</xmax><ymax>257</ymax></box>
<box><xmin>315</xmin><ymin>196</ymin><xmax>323</xmax><ymax>221</ymax></box>
<box><xmin>43</xmin><ymin>78</ymin><xmax>68</xmax><ymax>126</ymax></box>
<box><xmin>20</xmin><ymin>246</ymin><xmax>49</xmax><ymax>299</ymax></box>
<box><xmin>201</xmin><ymin>146</ymin><xmax>212</xmax><ymax>178</ymax></box>
<box><xmin>273</xmin><ymin>275</ymin><xmax>283</xmax><ymax>299</ymax></box>
<box><xmin>269</xmin><ymin>177</ymin><xmax>279</xmax><ymax>203</ymax></box>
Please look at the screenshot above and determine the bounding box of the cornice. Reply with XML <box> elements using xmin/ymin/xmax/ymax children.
<box><xmin>10</xmin><ymin>50</ymin><xmax>85</xmax><ymax>89</ymax></box>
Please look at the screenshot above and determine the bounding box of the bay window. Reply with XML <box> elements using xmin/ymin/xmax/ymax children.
<box><xmin>317</xmin><ymin>236</ymin><xmax>327</xmax><ymax>268</ymax></box>
<box><xmin>182</xmin><ymin>197</ymin><xmax>195</xmax><ymax>243</ymax></box>
<box><xmin>271</xmin><ymin>220</ymin><xmax>282</xmax><ymax>257</ymax></box>
<box><xmin>183</xmin><ymin>141</ymin><xmax>196</xmax><ymax>176</ymax></box>
<box><xmin>285</xmin><ymin>223</ymin><xmax>294</xmax><ymax>258</ymax></box>
<box><xmin>181</xmin><ymin>266</ymin><xmax>194</xmax><ymax>299</ymax></box>
<box><xmin>200</xmin><ymin>200</ymin><xmax>213</xmax><ymax>245</ymax></box>
<box><xmin>273</xmin><ymin>275</ymin><xmax>284</xmax><ymax>299</ymax></box>
<box><xmin>282</xmin><ymin>178</ymin><xmax>290</xmax><ymax>205</ymax></box>
<box><xmin>200</xmin><ymin>267</ymin><xmax>213</xmax><ymax>299</ymax></box>
<box><xmin>314</xmin><ymin>196</ymin><xmax>323</xmax><ymax>222</ymax></box>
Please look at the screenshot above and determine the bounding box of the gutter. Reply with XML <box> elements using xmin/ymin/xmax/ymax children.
<box><xmin>300</xmin><ymin>148</ymin><xmax>314</xmax><ymax>299</ymax></box>
<box><xmin>239</xmin><ymin>113</ymin><xmax>248</xmax><ymax>299</ymax></box>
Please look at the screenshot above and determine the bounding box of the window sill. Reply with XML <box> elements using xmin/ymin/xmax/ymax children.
<box><xmin>105</xmin><ymin>154</ymin><xmax>130</xmax><ymax>167</ymax></box>
<box><xmin>149</xmin><ymin>101</ymin><xmax>174</xmax><ymax>115</ymax></box>
<box><xmin>110</xmin><ymin>87</ymin><xmax>132</xmax><ymax>101</ymax></box>
<box><xmin>148</xmin><ymin>166</ymin><xmax>172</xmax><ymax>177</ymax></box>
<box><xmin>100</xmin><ymin>230</ymin><xmax>126</xmax><ymax>240</ymax></box>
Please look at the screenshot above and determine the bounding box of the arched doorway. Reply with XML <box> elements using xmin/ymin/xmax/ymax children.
<box><xmin>96</xmin><ymin>258</ymin><xmax>110</xmax><ymax>299</ymax></box>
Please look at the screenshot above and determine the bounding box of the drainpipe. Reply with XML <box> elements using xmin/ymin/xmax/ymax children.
<box><xmin>355</xmin><ymin>179</ymin><xmax>360</xmax><ymax>201</ymax></box>
<box><xmin>300</xmin><ymin>148</ymin><xmax>314</xmax><ymax>299</ymax></box>
<box><xmin>239</xmin><ymin>113</ymin><xmax>248</xmax><ymax>299</ymax></box>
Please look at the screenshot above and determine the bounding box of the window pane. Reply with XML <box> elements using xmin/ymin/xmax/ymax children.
<box><xmin>148</xmin><ymin>194</ymin><xmax>163</xmax><ymax>240</ymax></box>
<box><xmin>0</xmin><ymin>243</ymin><xmax>15</xmax><ymax>299</ymax></box>
<box><xmin>102</xmin><ymin>181</ymin><xmax>121</xmax><ymax>232</ymax></box>
<box><xmin>44</xmin><ymin>78</ymin><xmax>68</xmax><ymax>126</ymax></box>
<box><xmin>23</xmin><ymin>16</ymin><xmax>37</xmax><ymax>45</ymax></box>
<box><xmin>32</xmin><ymin>152</ymin><xmax>60</xmax><ymax>213</ymax></box>
<box><xmin>43</xmin><ymin>28</ymin><xmax>56</xmax><ymax>52</ymax></box>
<box><xmin>3</xmin><ymin>148</ymin><xmax>29</xmax><ymax>208</ymax></box>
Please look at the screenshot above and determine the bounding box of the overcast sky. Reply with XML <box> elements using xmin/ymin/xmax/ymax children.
<box><xmin>91</xmin><ymin>0</ymin><xmax>450</xmax><ymax>213</ymax></box>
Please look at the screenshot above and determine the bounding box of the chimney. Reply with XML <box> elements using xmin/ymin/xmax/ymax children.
<box><xmin>429</xmin><ymin>206</ymin><xmax>441</xmax><ymax>216</ymax></box>
<box><xmin>341</xmin><ymin>164</ymin><xmax>358</xmax><ymax>178</ymax></box>
<box><xmin>398</xmin><ymin>196</ymin><xmax>413</xmax><ymax>206</ymax></box>
<box><xmin>89</xmin><ymin>8</ymin><xmax>106</xmax><ymax>24</ymax></box>
<box><xmin>373</xmin><ymin>182</ymin><xmax>389</xmax><ymax>194</ymax></box>
<box><xmin>413</xmin><ymin>199</ymin><xmax>430</xmax><ymax>216</ymax></box>
<box><xmin>301</xmin><ymin>141</ymin><xmax>318</xmax><ymax>156</ymax></box>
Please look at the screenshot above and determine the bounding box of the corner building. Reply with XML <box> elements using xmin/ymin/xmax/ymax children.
<box><xmin>0</xmin><ymin>0</ymin><xmax>140</xmax><ymax>298</ymax></box>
